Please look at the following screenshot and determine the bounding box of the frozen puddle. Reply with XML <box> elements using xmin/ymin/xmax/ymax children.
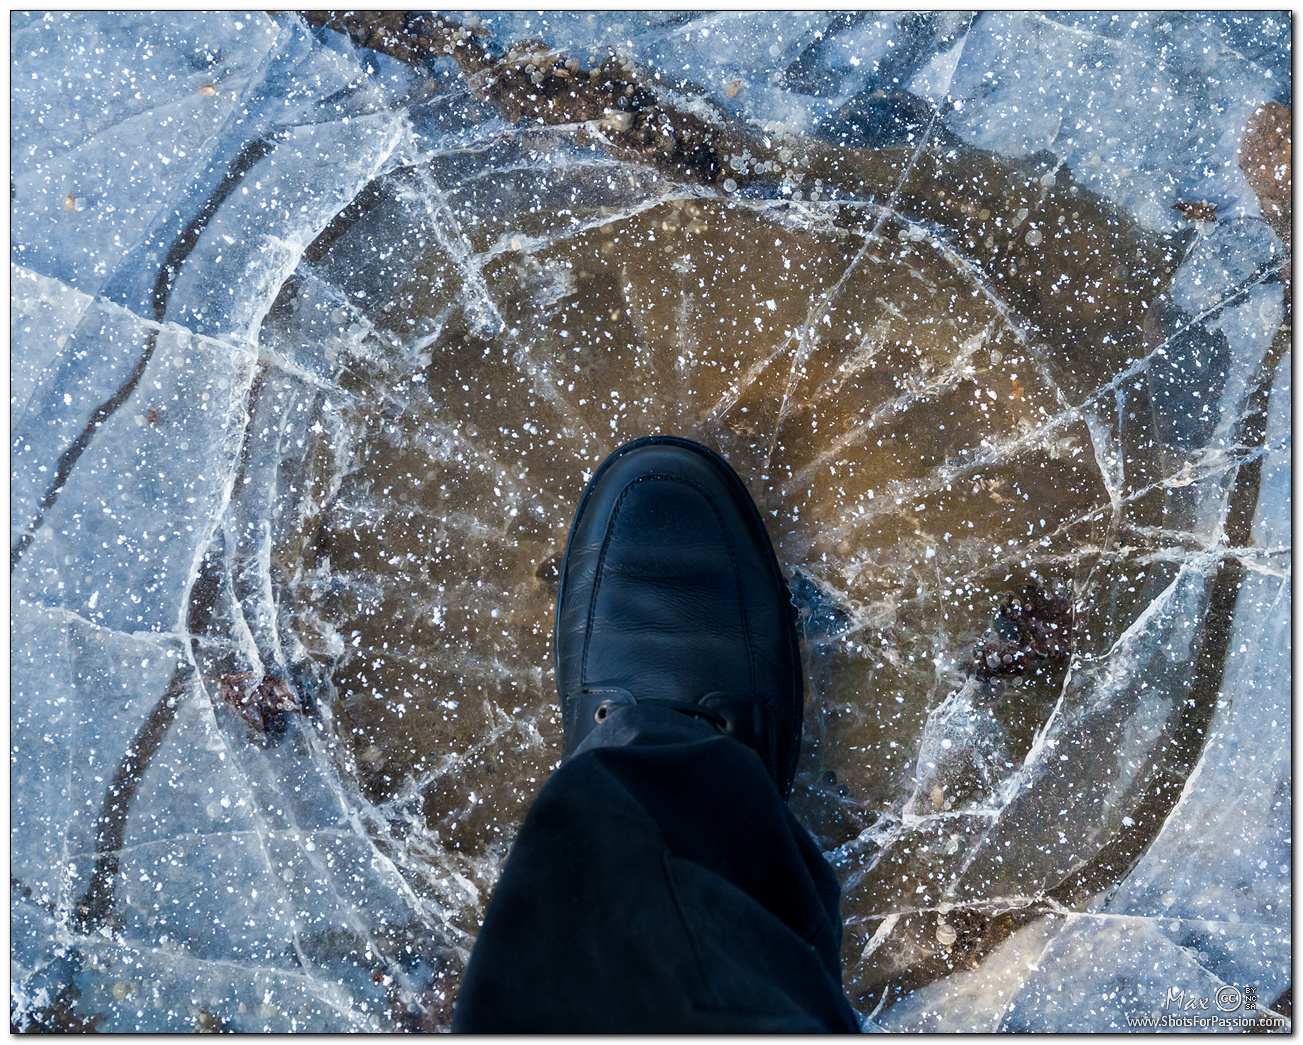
<box><xmin>11</xmin><ymin>12</ymin><xmax>1291</xmax><ymax>1031</ymax></box>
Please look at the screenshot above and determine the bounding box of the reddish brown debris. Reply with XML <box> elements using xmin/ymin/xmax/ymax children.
<box><xmin>973</xmin><ymin>585</ymin><xmax>1074</xmax><ymax>678</ymax></box>
<box><xmin>214</xmin><ymin>672</ymin><xmax>303</xmax><ymax>731</ymax></box>
<box><xmin>1171</xmin><ymin>200</ymin><xmax>1219</xmax><ymax>222</ymax></box>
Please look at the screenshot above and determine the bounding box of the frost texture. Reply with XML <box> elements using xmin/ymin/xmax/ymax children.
<box><xmin>10</xmin><ymin>11</ymin><xmax>1290</xmax><ymax>1031</ymax></box>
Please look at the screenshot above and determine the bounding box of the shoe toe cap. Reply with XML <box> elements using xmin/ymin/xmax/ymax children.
<box><xmin>556</xmin><ymin>437</ymin><xmax>803</xmax><ymax>789</ymax></box>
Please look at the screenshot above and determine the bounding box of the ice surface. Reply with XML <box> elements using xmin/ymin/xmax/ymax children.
<box><xmin>934</xmin><ymin>12</ymin><xmax>1288</xmax><ymax>231</ymax></box>
<box><xmin>11</xmin><ymin>11</ymin><xmax>1291</xmax><ymax>1031</ymax></box>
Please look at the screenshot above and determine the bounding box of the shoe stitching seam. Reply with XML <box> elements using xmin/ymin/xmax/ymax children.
<box><xmin>581</xmin><ymin>473</ymin><xmax>756</xmax><ymax>697</ymax></box>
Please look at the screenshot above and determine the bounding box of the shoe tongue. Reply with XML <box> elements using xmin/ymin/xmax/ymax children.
<box><xmin>584</xmin><ymin>477</ymin><xmax>752</xmax><ymax>702</ymax></box>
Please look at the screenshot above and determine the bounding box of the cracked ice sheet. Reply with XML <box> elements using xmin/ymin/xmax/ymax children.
<box><xmin>869</xmin><ymin>342</ymin><xmax>1291</xmax><ymax>1033</ymax></box>
<box><xmin>841</xmin><ymin>559</ymin><xmax>1212</xmax><ymax>915</ymax></box>
<box><xmin>11</xmin><ymin>13</ymin><xmax>408</xmax><ymax>622</ymax></box>
<box><xmin>997</xmin><ymin>913</ymin><xmax>1287</xmax><ymax>1032</ymax></box>
<box><xmin>10</xmin><ymin>266</ymin><xmax>95</xmax><ymax>420</ymax></box>
<box><xmin>841</xmin><ymin>82</ymin><xmax>1289</xmax><ymax>911</ymax></box>
<box><xmin>16</xmin><ymin>938</ymin><xmax>380</xmax><ymax>1033</ymax></box>
<box><xmin>10</xmin><ymin>606</ymin><xmax>187</xmax><ymax>914</ymax></box>
<box><xmin>10</xmin><ymin>13</ymin><xmax>281</xmax><ymax>295</ymax></box>
<box><xmin>937</xmin><ymin>11</ymin><xmax>1285</xmax><ymax>231</ymax></box>
<box><xmin>1099</xmin><ymin>349</ymin><xmax>1291</xmax><ymax>954</ymax></box>
<box><xmin>9</xmin><ymin>608</ymin><xmax>445</xmax><ymax>1031</ymax></box>
<box><xmin>10</xmin><ymin>9</ymin><xmax>1293</xmax><ymax>1033</ymax></box>
<box><xmin>12</xmin><ymin>310</ymin><xmax>258</xmax><ymax>631</ymax></box>
<box><xmin>875</xmin><ymin>914</ymin><xmax>1064</xmax><ymax>1032</ymax></box>
<box><xmin>11</xmin><ymin>14</ymin><xmax>450</xmax><ymax>1033</ymax></box>
<box><xmin>91</xmin><ymin>32</ymin><xmax>408</xmax><ymax>344</ymax></box>
<box><xmin>881</xmin><ymin>909</ymin><xmax>1289</xmax><ymax>1033</ymax></box>
<box><xmin>297</xmin><ymin>15</ymin><xmax>1286</xmax><ymax>1028</ymax></box>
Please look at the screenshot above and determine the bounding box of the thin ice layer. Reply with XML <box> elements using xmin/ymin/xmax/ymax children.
<box><xmin>10</xmin><ymin>10</ymin><xmax>1291</xmax><ymax>1033</ymax></box>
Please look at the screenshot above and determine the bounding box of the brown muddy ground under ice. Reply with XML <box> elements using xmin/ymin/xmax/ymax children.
<box><xmin>262</xmin><ymin>11</ymin><xmax>1280</xmax><ymax>1017</ymax></box>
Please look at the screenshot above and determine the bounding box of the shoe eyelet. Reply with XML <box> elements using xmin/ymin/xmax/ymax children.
<box><xmin>718</xmin><ymin>717</ymin><xmax>733</xmax><ymax>734</ymax></box>
<box><xmin>594</xmin><ymin>701</ymin><xmax>612</xmax><ymax>723</ymax></box>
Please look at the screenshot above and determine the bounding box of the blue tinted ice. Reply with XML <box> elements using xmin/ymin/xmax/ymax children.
<box><xmin>11</xmin><ymin>11</ymin><xmax>1290</xmax><ymax>1032</ymax></box>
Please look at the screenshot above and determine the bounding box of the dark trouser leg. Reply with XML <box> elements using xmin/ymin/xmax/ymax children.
<box><xmin>451</xmin><ymin>705</ymin><xmax>861</xmax><ymax>1032</ymax></box>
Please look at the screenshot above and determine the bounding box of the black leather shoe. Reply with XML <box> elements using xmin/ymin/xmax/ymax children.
<box><xmin>555</xmin><ymin>435</ymin><xmax>804</xmax><ymax>796</ymax></box>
